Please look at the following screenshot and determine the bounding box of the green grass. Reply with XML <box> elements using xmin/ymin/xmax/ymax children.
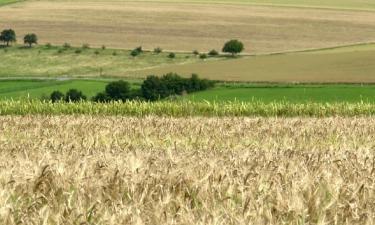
<box><xmin>0</xmin><ymin>0</ymin><xmax>22</xmax><ymax>6</ymax></box>
<box><xmin>0</xmin><ymin>79</ymin><xmax>142</xmax><ymax>100</ymax></box>
<box><xmin>185</xmin><ymin>85</ymin><xmax>375</xmax><ymax>103</ymax></box>
<box><xmin>0</xmin><ymin>45</ymin><xmax>204</xmax><ymax>78</ymax></box>
<box><xmin>1</xmin><ymin>100</ymin><xmax>375</xmax><ymax>117</ymax></box>
<box><xmin>2</xmin><ymin>79</ymin><xmax>375</xmax><ymax>104</ymax></box>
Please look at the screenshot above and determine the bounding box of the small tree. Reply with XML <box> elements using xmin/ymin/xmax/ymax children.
<box><xmin>222</xmin><ymin>39</ymin><xmax>244</xmax><ymax>56</ymax></box>
<box><xmin>50</xmin><ymin>90</ymin><xmax>64</xmax><ymax>102</ymax></box>
<box><xmin>0</xmin><ymin>29</ymin><xmax>16</xmax><ymax>46</ymax></box>
<box><xmin>65</xmin><ymin>89</ymin><xmax>87</xmax><ymax>102</ymax></box>
<box><xmin>24</xmin><ymin>33</ymin><xmax>38</xmax><ymax>47</ymax></box>
<box><xmin>105</xmin><ymin>80</ymin><xmax>131</xmax><ymax>101</ymax></box>
<box><xmin>208</xmin><ymin>49</ymin><xmax>219</xmax><ymax>56</ymax></box>
<box><xmin>168</xmin><ymin>52</ymin><xmax>176</xmax><ymax>58</ymax></box>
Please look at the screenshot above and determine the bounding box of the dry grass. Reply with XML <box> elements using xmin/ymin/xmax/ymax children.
<box><xmin>0</xmin><ymin>116</ymin><xmax>374</xmax><ymax>224</ymax></box>
<box><xmin>1</xmin><ymin>1</ymin><xmax>375</xmax><ymax>53</ymax></box>
<box><xmin>137</xmin><ymin>46</ymin><xmax>375</xmax><ymax>82</ymax></box>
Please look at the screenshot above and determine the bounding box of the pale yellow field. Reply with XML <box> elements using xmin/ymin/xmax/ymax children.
<box><xmin>1</xmin><ymin>116</ymin><xmax>374</xmax><ymax>224</ymax></box>
<box><xmin>1</xmin><ymin>1</ymin><xmax>375</xmax><ymax>53</ymax></box>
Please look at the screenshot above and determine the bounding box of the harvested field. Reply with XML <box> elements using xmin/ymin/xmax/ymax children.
<box><xmin>138</xmin><ymin>47</ymin><xmax>375</xmax><ymax>82</ymax></box>
<box><xmin>0</xmin><ymin>116</ymin><xmax>374</xmax><ymax>224</ymax></box>
<box><xmin>1</xmin><ymin>1</ymin><xmax>375</xmax><ymax>53</ymax></box>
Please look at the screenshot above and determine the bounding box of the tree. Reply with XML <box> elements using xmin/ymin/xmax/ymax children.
<box><xmin>222</xmin><ymin>39</ymin><xmax>244</xmax><ymax>56</ymax></box>
<box><xmin>0</xmin><ymin>29</ymin><xmax>16</xmax><ymax>46</ymax></box>
<box><xmin>24</xmin><ymin>33</ymin><xmax>38</xmax><ymax>47</ymax></box>
<box><xmin>50</xmin><ymin>91</ymin><xmax>64</xmax><ymax>102</ymax></box>
<box><xmin>65</xmin><ymin>89</ymin><xmax>87</xmax><ymax>102</ymax></box>
<box><xmin>105</xmin><ymin>80</ymin><xmax>131</xmax><ymax>101</ymax></box>
<box><xmin>92</xmin><ymin>92</ymin><xmax>110</xmax><ymax>102</ymax></box>
<box><xmin>141</xmin><ymin>75</ymin><xmax>165</xmax><ymax>101</ymax></box>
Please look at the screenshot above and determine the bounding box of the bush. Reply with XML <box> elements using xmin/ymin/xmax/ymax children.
<box><xmin>101</xmin><ymin>45</ymin><xmax>106</xmax><ymax>50</ymax></box>
<box><xmin>135</xmin><ymin>46</ymin><xmax>143</xmax><ymax>53</ymax></box>
<box><xmin>92</xmin><ymin>92</ymin><xmax>110</xmax><ymax>103</ymax></box>
<box><xmin>193</xmin><ymin>50</ymin><xmax>199</xmax><ymax>56</ymax></box>
<box><xmin>50</xmin><ymin>91</ymin><xmax>64</xmax><ymax>103</ymax></box>
<box><xmin>65</xmin><ymin>89</ymin><xmax>87</xmax><ymax>102</ymax></box>
<box><xmin>168</xmin><ymin>52</ymin><xmax>176</xmax><ymax>58</ymax></box>
<box><xmin>112</xmin><ymin>51</ymin><xmax>117</xmax><ymax>56</ymax></box>
<box><xmin>141</xmin><ymin>73</ymin><xmax>215</xmax><ymax>101</ymax></box>
<box><xmin>82</xmin><ymin>43</ymin><xmax>90</xmax><ymax>49</ymax></box>
<box><xmin>131</xmin><ymin>49</ymin><xmax>140</xmax><ymax>57</ymax></box>
<box><xmin>199</xmin><ymin>53</ymin><xmax>207</xmax><ymax>59</ymax></box>
<box><xmin>63</xmin><ymin>43</ymin><xmax>71</xmax><ymax>49</ymax></box>
<box><xmin>45</xmin><ymin>43</ymin><xmax>52</xmax><ymax>48</ymax></box>
<box><xmin>105</xmin><ymin>80</ymin><xmax>131</xmax><ymax>101</ymax></box>
<box><xmin>94</xmin><ymin>50</ymin><xmax>100</xmax><ymax>55</ymax></box>
<box><xmin>208</xmin><ymin>49</ymin><xmax>219</xmax><ymax>56</ymax></box>
<box><xmin>222</xmin><ymin>39</ymin><xmax>244</xmax><ymax>56</ymax></box>
<box><xmin>57</xmin><ymin>49</ymin><xmax>63</xmax><ymax>54</ymax></box>
<box><xmin>154</xmin><ymin>47</ymin><xmax>162</xmax><ymax>54</ymax></box>
<box><xmin>75</xmin><ymin>49</ymin><xmax>82</xmax><ymax>54</ymax></box>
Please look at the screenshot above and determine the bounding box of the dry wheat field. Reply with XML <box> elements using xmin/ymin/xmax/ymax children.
<box><xmin>1</xmin><ymin>1</ymin><xmax>375</xmax><ymax>53</ymax></box>
<box><xmin>0</xmin><ymin>116</ymin><xmax>374</xmax><ymax>224</ymax></box>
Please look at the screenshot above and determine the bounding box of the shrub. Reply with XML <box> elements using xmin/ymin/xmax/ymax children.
<box><xmin>168</xmin><ymin>52</ymin><xmax>176</xmax><ymax>59</ymax></box>
<box><xmin>0</xmin><ymin>29</ymin><xmax>16</xmax><ymax>46</ymax></box>
<box><xmin>154</xmin><ymin>47</ymin><xmax>162</xmax><ymax>54</ymax></box>
<box><xmin>82</xmin><ymin>43</ymin><xmax>90</xmax><ymax>49</ymax></box>
<box><xmin>222</xmin><ymin>39</ymin><xmax>244</xmax><ymax>56</ymax></box>
<box><xmin>24</xmin><ymin>33</ymin><xmax>38</xmax><ymax>47</ymax></box>
<box><xmin>50</xmin><ymin>91</ymin><xmax>64</xmax><ymax>103</ymax></box>
<box><xmin>131</xmin><ymin>49</ymin><xmax>140</xmax><ymax>57</ymax></box>
<box><xmin>63</xmin><ymin>43</ymin><xmax>71</xmax><ymax>49</ymax></box>
<box><xmin>92</xmin><ymin>92</ymin><xmax>110</xmax><ymax>103</ymax></box>
<box><xmin>45</xmin><ymin>43</ymin><xmax>52</xmax><ymax>48</ymax></box>
<box><xmin>101</xmin><ymin>45</ymin><xmax>106</xmax><ymax>50</ymax></box>
<box><xmin>135</xmin><ymin>46</ymin><xmax>143</xmax><ymax>53</ymax></box>
<box><xmin>193</xmin><ymin>50</ymin><xmax>199</xmax><ymax>56</ymax></box>
<box><xmin>57</xmin><ymin>49</ymin><xmax>63</xmax><ymax>54</ymax></box>
<box><xmin>208</xmin><ymin>49</ymin><xmax>219</xmax><ymax>56</ymax></box>
<box><xmin>141</xmin><ymin>73</ymin><xmax>215</xmax><ymax>101</ymax></box>
<box><xmin>112</xmin><ymin>51</ymin><xmax>117</xmax><ymax>56</ymax></box>
<box><xmin>65</xmin><ymin>89</ymin><xmax>87</xmax><ymax>102</ymax></box>
<box><xmin>105</xmin><ymin>80</ymin><xmax>131</xmax><ymax>101</ymax></box>
<box><xmin>199</xmin><ymin>53</ymin><xmax>207</xmax><ymax>59</ymax></box>
<box><xmin>94</xmin><ymin>50</ymin><xmax>100</xmax><ymax>55</ymax></box>
<box><xmin>75</xmin><ymin>49</ymin><xmax>82</xmax><ymax>54</ymax></box>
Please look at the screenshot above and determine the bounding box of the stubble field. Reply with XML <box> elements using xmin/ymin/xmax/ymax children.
<box><xmin>1</xmin><ymin>1</ymin><xmax>375</xmax><ymax>54</ymax></box>
<box><xmin>0</xmin><ymin>116</ymin><xmax>374</xmax><ymax>224</ymax></box>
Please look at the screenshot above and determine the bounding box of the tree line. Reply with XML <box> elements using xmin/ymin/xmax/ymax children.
<box><xmin>1</xmin><ymin>29</ymin><xmax>245</xmax><ymax>56</ymax></box>
<box><xmin>50</xmin><ymin>73</ymin><xmax>215</xmax><ymax>103</ymax></box>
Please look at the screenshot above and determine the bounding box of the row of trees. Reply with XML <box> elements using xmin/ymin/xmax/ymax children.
<box><xmin>50</xmin><ymin>73</ymin><xmax>215</xmax><ymax>102</ymax></box>
<box><xmin>1</xmin><ymin>29</ymin><xmax>244</xmax><ymax>56</ymax></box>
<box><xmin>0</xmin><ymin>29</ymin><xmax>37</xmax><ymax>47</ymax></box>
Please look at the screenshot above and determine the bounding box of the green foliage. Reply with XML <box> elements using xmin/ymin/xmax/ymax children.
<box><xmin>24</xmin><ymin>33</ymin><xmax>38</xmax><ymax>47</ymax></box>
<box><xmin>222</xmin><ymin>39</ymin><xmax>244</xmax><ymax>56</ymax></box>
<box><xmin>193</xmin><ymin>50</ymin><xmax>199</xmax><ymax>56</ymax></box>
<box><xmin>94</xmin><ymin>50</ymin><xmax>100</xmax><ymax>55</ymax></box>
<box><xmin>105</xmin><ymin>80</ymin><xmax>131</xmax><ymax>101</ymax></box>
<box><xmin>199</xmin><ymin>53</ymin><xmax>207</xmax><ymax>59</ymax></box>
<box><xmin>63</xmin><ymin>43</ymin><xmax>71</xmax><ymax>49</ymax></box>
<box><xmin>101</xmin><ymin>45</ymin><xmax>106</xmax><ymax>50</ymax></box>
<box><xmin>141</xmin><ymin>73</ymin><xmax>214</xmax><ymax>101</ymax></box>
<box><xmin>131</xmin><ymin>49</ymin><xmax>140</xmax><ymax>57</ymax></box>
<box><xmin>65</xmin><ymin>89</ymin><xmax>87</xmax><ymax>102</ymax></box>
<box><xmin>154</xmin><ymin>47</ymin><xmax>163</xmax><ymax>54</ymax></box>
<box><xmin>82</xmin><ymin>43</ymin><xmax>90</xmax><ymax>49</ymax></box>
<box><xmin>45</xmin><ymin>43</ymin><xmax>52</xmax><ymax>48</ymax></box>
<box><xmin>3</xmin><ymin>100</ymin><xmax>375</xmax><ymax>117</ymax></box>
<box><xmin>208</xmin><ymin>49</ymin><xmax>219</xmax><ymax>56</ymax></box>
<box><xmin>75</xmin><ymin>49</ymin><xmax>82</xmax><ymax>54</ymax></box>
<box><xmin>50</xmin><ymin>90</ymin><xmax>64</xmax><ymax>103</ymax></box>
<box><xmin>0</xmin><ymin>29</ymin><xmax>16</xmax><ymax>46</ymax></box>
<box><xmin>168</xmin><ymin>52</ymin><xmax>176</xmax><ymax>58</ymax></box>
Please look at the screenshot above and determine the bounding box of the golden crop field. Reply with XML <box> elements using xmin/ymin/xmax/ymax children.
<box><xmin>1</xmin><ymin>0</ymin><xmax>375</xmax><ymax>53</ymax></box>
<box><xmin>1</xmin><ymin>116</ymin><xmax>374</xmax><ymax>224</ymax></box>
